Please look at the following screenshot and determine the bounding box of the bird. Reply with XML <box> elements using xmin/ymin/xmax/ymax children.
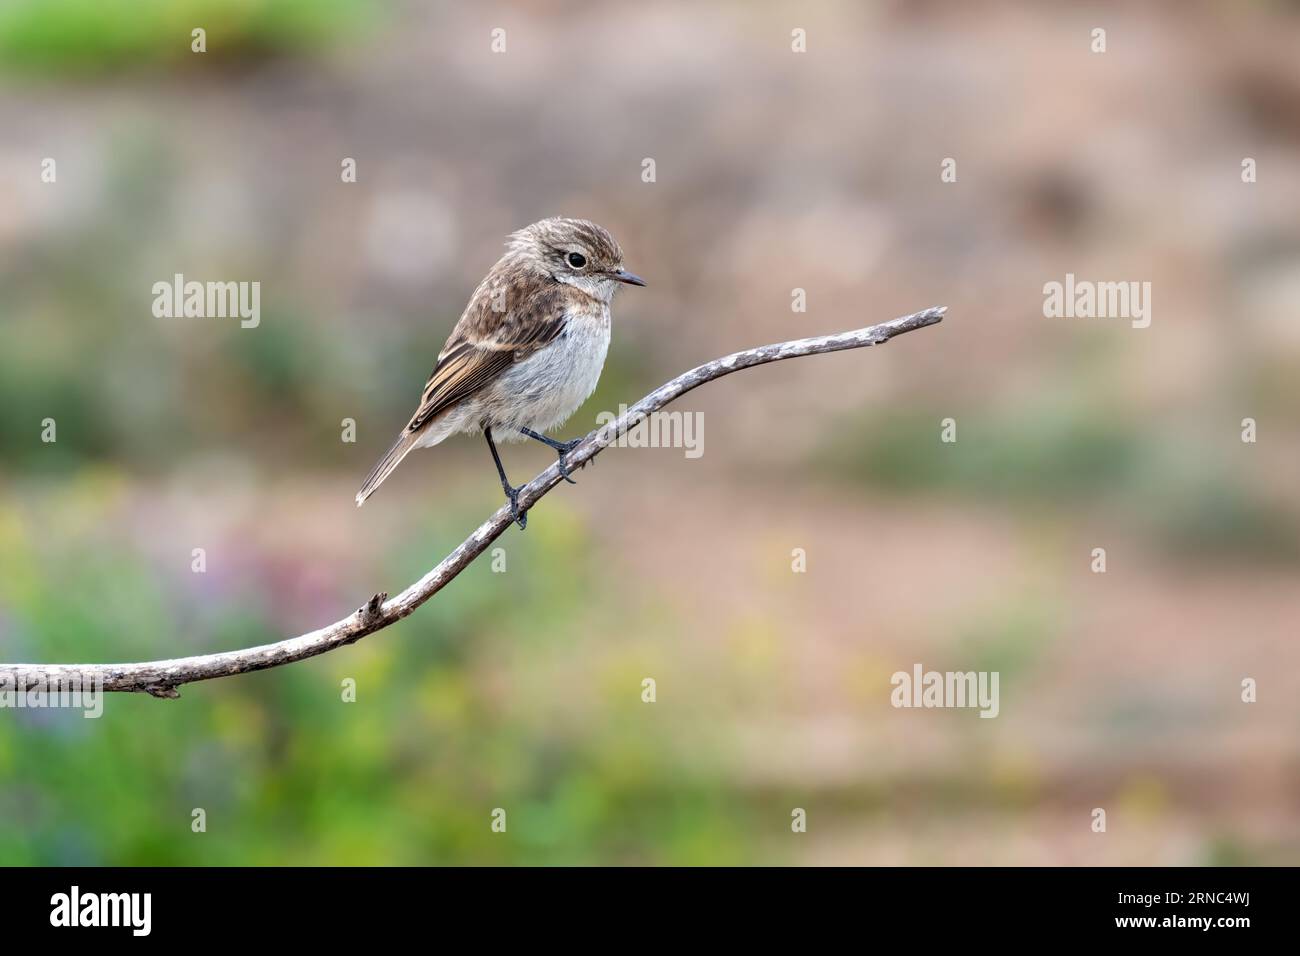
<box><xmin>356</xmin><ymin>217</ymin><xmax>645</xmax><ymax>529</ymax></box>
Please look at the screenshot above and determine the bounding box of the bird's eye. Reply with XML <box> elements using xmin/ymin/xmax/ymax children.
<box><xmin>566</xmin><ymin>252</ymin><xmax>587</xmax><ymax>268</ymax></box>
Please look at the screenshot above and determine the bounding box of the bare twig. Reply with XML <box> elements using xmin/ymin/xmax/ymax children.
<box><xmin>0</xmin><ymin>307</ymin><xmax>945</xmax><ymax>697</ymax></box>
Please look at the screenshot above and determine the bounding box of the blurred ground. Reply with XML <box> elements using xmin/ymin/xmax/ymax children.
<box><xmin>1</xmin><ymin>0</ymin><xmax>1299</xmax><ymax>864</ymax></box>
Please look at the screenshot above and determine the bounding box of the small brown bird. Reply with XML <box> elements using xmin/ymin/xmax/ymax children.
<box><xmin>356</xmin><ymin>217</ymin><xmax>645</xmax><ymax>528</ymax></box>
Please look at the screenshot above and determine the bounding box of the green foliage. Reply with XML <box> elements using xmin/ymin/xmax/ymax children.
<box><xmin>824</xmin><ymin>397</ymin><xmax>1300</xmax><ymax>564</ymax></box>
<box><xmin>828</xmin><ymin>397</ymin><xmax>1143</xmax><ymax>501</ymax></box>
<box><xmin>0</xmin><ymin>488</ymin><xmax>773</xmax><ymax>865</ymax></box>
<box><xmin>0</xmin><ymin>0</ymin><xmax>376</xmax><ymax>73</ymax></box>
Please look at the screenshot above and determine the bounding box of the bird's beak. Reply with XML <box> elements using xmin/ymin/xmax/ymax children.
<box><xmin>612</xmin><ymin>268</ymin><xmax>647</xmax><ymax>287</ymax></box>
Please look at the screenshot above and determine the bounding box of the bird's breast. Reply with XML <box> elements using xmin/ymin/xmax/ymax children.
<box><xmin>489</xmin><ymin>305</ymin><xmax>611</xmax><ymax>433</ymax></box>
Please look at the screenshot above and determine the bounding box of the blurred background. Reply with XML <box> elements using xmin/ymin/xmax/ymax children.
<box><xmin>2</xmin><ymin>0</ymin><xmax>1299</xmax><ymax>865</ymax></box>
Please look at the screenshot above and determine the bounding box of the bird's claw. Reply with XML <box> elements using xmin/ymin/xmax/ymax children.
<box><xmin>556</xmin><ymin>439</ymin><xmax>583</xmax><ymax>484</ymax></box>
<box><xmin>505</xmin><ymin>486</ymin><xmax>526</xmax><ymax>530</ymax></box>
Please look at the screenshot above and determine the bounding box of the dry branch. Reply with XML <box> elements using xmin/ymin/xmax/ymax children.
<box><xmin>0</xmin><ymin>307</ymin><xmax>946</xmax><ymax>698</ymax></box>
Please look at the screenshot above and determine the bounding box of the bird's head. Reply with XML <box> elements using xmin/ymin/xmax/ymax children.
<box><xmin>508</xmin><ymin>217</ymin><xmax>645</xmax><ymax>302</ymax></box>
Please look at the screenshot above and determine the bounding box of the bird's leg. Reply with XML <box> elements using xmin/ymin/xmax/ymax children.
<box><xmin>519</xmin><ymin>427</ymin><xmax>583</xmax><ymax>484</ymax></box>
<box><xmin>485</xmin><ymin>427</ymin><xmax>526</xmax><ymax>530</ymax></box>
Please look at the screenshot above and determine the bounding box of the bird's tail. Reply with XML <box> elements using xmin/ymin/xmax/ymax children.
<box><xmin>356</xmin><ymin>431</ymin><xmax>420</xmax><ymax>506</ymax></box>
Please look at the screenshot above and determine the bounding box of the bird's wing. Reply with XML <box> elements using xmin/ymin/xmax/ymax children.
<box><xmin>405</xmin><ymin>281</ymin><xmax>570</xmax><ymax>434</ymax></box>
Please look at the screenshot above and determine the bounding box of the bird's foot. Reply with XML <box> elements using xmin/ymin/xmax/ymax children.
<box><xmin>504</xmin><ymin>485</ymin><xmax>527</xmax><ymax>530</ymax></box>
<box><xmin>556</xmin><ymin>439</ymin><xmax>583</xmax><ymax>484</ymax></box>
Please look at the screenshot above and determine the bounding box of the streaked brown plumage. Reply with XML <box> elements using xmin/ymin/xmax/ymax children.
<box><xmin>356</xmin><ymin>217</ymin><xmax>645</xmax><ymax>528</ymax></box>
